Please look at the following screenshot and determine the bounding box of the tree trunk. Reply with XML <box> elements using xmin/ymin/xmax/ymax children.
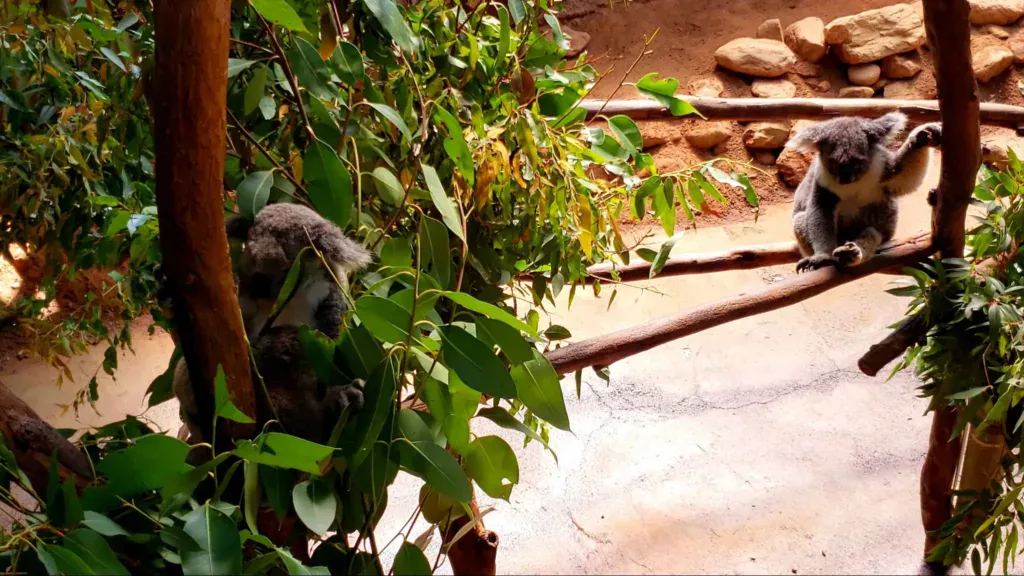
<box><xmin>152</xmin><ymin>0</ymin><xmax>255</xmax><ymax>443</ymax></box>
<box><xmin>920</xmin><ymin>0</ymin><xmax>980</xmax><ymax>562</ymax></box>
<box><xmin>443</xmin><ymin>494</ymin><xmax>499</xmax><ymax>575</ymax></box>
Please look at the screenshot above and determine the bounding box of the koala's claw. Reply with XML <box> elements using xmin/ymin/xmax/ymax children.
<box><xmin>796</xmin><ymin>255</ymin><xmax>838</xmax><ymax>273</ymax></box>
<box><xmin>832</xmin><ymin>242</ymin><xmax>864</xmax><ymax>267</ymax></box>
<box><xmin>911</xmin><ymin>123</ymin><xmax>942</xmax><ymax>148</ymax></box>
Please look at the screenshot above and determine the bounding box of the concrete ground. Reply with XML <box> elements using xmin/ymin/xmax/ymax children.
<box><xmin>1</xmin><ymin>150</ymin><xmax>1006</xmax><ymax>574</ymax></box>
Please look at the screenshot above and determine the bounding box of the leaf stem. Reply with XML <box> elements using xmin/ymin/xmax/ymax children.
<box><xmin>227</xmin><ymin>109</ymin><xmax>311</xmax><ymax>204</ymax></box>
<box><xmin>255</xmin><ymin>10</ymin><xmax>314</xmax><ymax>137</ymax></box>
<box><xmin>586</xmin><ymin>29</ymin><xmax>659</xmax><ymax>126</ymax></box>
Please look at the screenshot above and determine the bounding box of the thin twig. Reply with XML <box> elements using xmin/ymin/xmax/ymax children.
<box><xmin>227</xmin><ymin>109</ymin><xmax>312</xmax><ymax>204</ymax></box>
<box><xmin>586</xmin><ymin>29</ymin><xmax>659</xmax><ymax>126</ymax></box>
<box><xmin>256</xmin><ymin>10</ymin><xmax>313</xmax><ymax>136</ymax></box>
<box><xmin>230</xmin><ymin>37</ymin><xmax>274</xmax><ymax>54</ymax></box>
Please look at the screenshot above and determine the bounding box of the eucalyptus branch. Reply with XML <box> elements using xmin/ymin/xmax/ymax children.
<box><xmin>586</xmin><ymin>29</ymin><xmax>659</xmax><ymax>126</ymax></box>
<box><xmin>255</xmin><ymin>10</ymin><xmax>313</xmax><ymax>136</ymax></box>
<box><xmin>227</xmin><ymin>109</ymin><xmax>311</xmax><ymax>203</ymax></box>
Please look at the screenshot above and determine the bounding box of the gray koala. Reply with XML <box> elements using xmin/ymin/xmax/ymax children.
<box><xmin>786</xmin><ymin>112</ymin><xmax>942</xmax><ymax>272</ymax></box>
<box><xmin>172</xmin><ymin>202</ymin><xmax>371</xmax><ymax>444</ymax></box>
<box><xmin>226</xmin><ymin>202</ymin><xmax>372</xmax><ymax>339</ymax></box>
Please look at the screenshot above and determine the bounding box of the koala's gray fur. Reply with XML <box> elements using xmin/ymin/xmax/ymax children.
<box><xmin>227</xmin><ymin>203</ymin><xmax>372</xmax><ymax>339</ymax></box>
<box><xmin>172</xmin><ymin>326</ymin><xmax>364</xmax><ymax>445</ymax></box>
<box><xmin>787</xmin><ymin>112</ymin><xmax>942</xmax><ymax>272</ymax></box>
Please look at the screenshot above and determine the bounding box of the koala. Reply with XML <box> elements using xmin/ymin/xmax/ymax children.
<box><xmin>786</xmin><ymin>112</ymin><xmax>942</xmax><ymax>272</ymax></box>
<box><xmin>173</xmin><ymin>326</ymin><xmax>364</xmax><ymax>445</ymax></box>
<box><xmin>226</xmin><ymin>203</ymin><xmax>373</xmax><ymax>339</ymax></box>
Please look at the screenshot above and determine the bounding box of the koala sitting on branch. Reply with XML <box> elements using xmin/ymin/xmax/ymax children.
<box><xmin>787</xmin><ymin>112</ymin><xmax>942</xmax><ymax>273</ymax></box>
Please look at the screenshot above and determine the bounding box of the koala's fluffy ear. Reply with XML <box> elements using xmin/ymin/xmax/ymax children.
<box><xmin>785</xmin><ymin>123</ymin><xmax>826</xmax><ymax>153</ymax></box>
<box><xmin>865</xmin><ymin>112</ymin><xmax>908</xmax><ymax>145</ymax></box>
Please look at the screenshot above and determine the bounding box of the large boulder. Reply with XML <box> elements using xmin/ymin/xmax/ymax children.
<box><xmin>751</xmin><ymin>79</ymin><xmax>797</xmax><ymax>98</ymax></box>
<box><xmin>824</xmin><ymin>4</ymin><xmax>927</xmax><ymax>64</ymax></box>
<box><xmin>839</xmin><ymin>86</ymin><xmax>876</xmax><ymax>98</ymax></box>
<box><xmin>685</xmin><ymin>122</ymin><xmax>734</xmax><ymax>148</ymax></box>
<box><xmin>1011</xmin><ymin>36</ymin><xmax>1024</xmax><ymax>63</ymax></box>
<box><xmin>777</xmin><ymin>148</ymin><xmax>812</xmax><ymax>188</ymax></box>
<box><xmin>969</xmin><ymin>0</ymin><xmax>1024</xmax><ymax>25</ymax></box>
<box><xmin>686</xmin><ymin>76</ymin><xmax>724</xmax><ymax>97</ymax></box>
<box><xmin>743</xmin><ymin>122</ymin><xmax>791</xmax><ymax>149</ymax></box>
<box><xmin>785</xmin><ymin>17</ymin><xmax>827</xmax><ymax>62</ymax></box>
<box><xmin>714</xmin><ymin>38</ymin><xmax>796</xmax><ymax>77</ymax></box>
<box><xmin>756</xmin><ymin>18</ymin><xmax>784</xmax><ymax>42</ymax></box>
<box><xmin>973</xmin><ymin>36</ymin><xmax>1014</xmax><ymax>82</ymax></box>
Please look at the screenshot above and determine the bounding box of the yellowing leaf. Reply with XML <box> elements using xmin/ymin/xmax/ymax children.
<box><xmin>43</xmin><ymin>64</ymin><xmax>60</xmax><ymax>78</ymax></box>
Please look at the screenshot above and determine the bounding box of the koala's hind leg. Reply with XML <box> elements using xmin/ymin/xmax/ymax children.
<box><xmin>833</xmin><ymin>227</ymin><xmax>883</xmax><ymax>267</ymax></box>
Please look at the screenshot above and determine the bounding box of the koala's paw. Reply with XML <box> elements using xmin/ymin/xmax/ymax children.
<box><xmin>832</xmin><ymin>242</ymin><xmax>864</xmax><ymax>267</ymax></box>
<box><xmin>911</xmin><ymin>123</ymin><xmax>942</xmax><ymax>148</ymax></box>
<box><xmin>326</xmin><ymin>380</ymin><xmax>365</xmax><ymax>413</ymax></box>
<box><xmin>796</xmin><ymin>254</ymin><xmax>837</xmax><ymax>273</ymax></box>
<box><xmin>927</xmin><ymin>187</ymin><xmax>938</xmax><ymax>207</ymax></box>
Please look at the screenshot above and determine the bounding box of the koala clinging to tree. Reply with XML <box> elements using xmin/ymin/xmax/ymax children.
<box><xmin>786</xmin><ymin>112</ymin><xmax>942</xmax><ymax>273</ymax></box>
<box><xmin>226</xmin><ymin>202</ymin><xmax>372</xmax><ymax>339</ymax></box>
<box><xmin>171</xmin><ymin>202</ymin><xmax>371</xmax><ymax>445</ymax></box>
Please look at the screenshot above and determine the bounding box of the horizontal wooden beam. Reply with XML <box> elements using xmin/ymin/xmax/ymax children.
<box><xmin>857</xmin><ymin>313</ymin><xmax>927</xmax><ymax>377</ymax></box>
<box><xmin>547</xmin><ymin>233</ymin><xmax>934</xmax><ymax>376</ymax></box>
<box><xmin>579</xmin><ymin>231</ymin><xmax>930</xmax><ymax>284</ymax></box>
<box><xmin>581</xmin><ymin>97</ymin><xmax>1024</xmax><ymax>126</ymax></box>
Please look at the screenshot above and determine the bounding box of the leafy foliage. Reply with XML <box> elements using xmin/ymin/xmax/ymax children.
<box><xmin>892</xmin><ymin>153</ymin><xmax>1024</xmax><ymax>573</ymax></box>
<box><xmin>0</xmin><ymin>0</ymin><xmax>760</xmax><ymax>573</ymax></box>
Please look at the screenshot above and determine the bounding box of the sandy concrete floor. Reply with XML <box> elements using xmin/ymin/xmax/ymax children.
<box><xmin>2</xmin><ymin>150</ymin><xmax>1005</xmax><ymax>574</ymax></box>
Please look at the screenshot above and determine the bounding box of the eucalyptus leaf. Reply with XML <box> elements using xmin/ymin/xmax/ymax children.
<box><xmin>250</xmin><ymin>0</ymin><xmax>308</xmax><ymax>32</ymax></box>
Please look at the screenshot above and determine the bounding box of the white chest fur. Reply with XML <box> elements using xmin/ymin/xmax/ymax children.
<box><xmin>815</xmin><ymin>155</ymin><xmax>887</xmax><ymax>216</ymax></box>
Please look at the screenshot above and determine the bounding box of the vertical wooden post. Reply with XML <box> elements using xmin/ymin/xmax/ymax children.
<box><xmin>920</xmin><ymin>0</ymin><xmax>981</xmax><ymax>564</ymax></box>
<box><xmin>152</xmin><ymin>0</ymin><xmax>255</xmax><ymax>442</ymax></box>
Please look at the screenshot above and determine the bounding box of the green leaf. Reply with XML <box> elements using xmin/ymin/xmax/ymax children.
<box><xmin>393</xmin><ymin>541</ymin><xmax>431</xmax><ymax>575</ymax></box>
<box><xmin>273</xmin><ymin>248</ymin><xmax>309</xmax><ymax>320</ymax></box>
<box><xmin>650</xmin><ymin>233</ymin><xmax>684</xmax><ymax>278</ymax></box>
<box><xmin>635</xmin><ymin>247</ymin><xmax>658</xmax><ymax>263</ymax></box>
<box><xmin>508</xmin><ymin>0</ymin><xmax>526</xmax><ymax>25</ymax></box>
<box><xmin>693</xmin><ymin>171</ymin><xmax>727</xmax><ymax>204</ymax></box>
<box><xmin>288</xmin><ymin>39</ymin><xmax>333</xmax><ymax>101</ymax></box>
<box><xmin>397</xmin><ymin>409</ymin><xmax>440</xmax><ymax>444</ymax></box>
<box><xmin>331</xmin><ymin>41</ymin><xmax>364</xmax><ymax>85</ymax></box>
<box><xmin>607</xmin><ymin>115</ymin><xmax>643</xmax><ymax>157</ymax></box>
<box><xmin>259</xmin><ymin>96</ymin><xmax>276</xmax><ymax>120</ymax></box>
<box><xmin>83</xmin><ymin>511</ymin><xmax>129</xmax><ymax>537</ymax></box>
<box><xmin>512</xmin><ymin>352</ymin><xmax>570</xmax><ymax>430</ymax></box>
<box><xmin>39</xmin><ymin>545</ymin><xmax>94</xmax><ymax>576</ymax></box>
<box><xmin>244</xmin><ymin>462</ymin><xmax>260</xmax><ymax>536</ymax></box>
<box><xmin>227</xmin><ymin>59</ymin><xmax>256</xmax><ymax>79</ymax></box>
<box><xmin>363</xmin><ymin>0</ymin><xmax>419</xmax><ymax>53</ymax></box>
<box><xmin>496</xmin><ymin>6</ymin><xmax>511</xmax><ymax>71</ymax></box>
<box><xmin>441</xmin><ymin>291</ymin><xmax>538</xmax><ymax>338</ymax></box>
<box><xmin>86</xmin><ymin>434</ymin><xmax>191</xmax><ymax>509</ymax></box>
<box><xmin>355</xmin><ymin>295</ymin><xmax>412</xmax><ymax>343</ymax></box>
<box><xmin>244</xmin><ymin>66</ymin><xmax>268</xmax><ymax>115</ymax></box>
<box><xmin>63</xmin><ymin>529</ymin><xmax>129</xmax><ymax>575</ymax></box>
<box><xmin>337</xmin><ymin>323</ymin><xmax>384</xmax><ymax>381</ymax></box>
<box><xmin>635</xmin><ymin>73</ymin><xmax>699</xmax><ymax>117</ymax></box>
<box><xmin>476</xmin><ymin>407</ymin><xmax>556</xmax><ymax>458</ymax></box>
<box><xmin>440</xmin><ymin>325</ymin><xmax>517</xmax><ymax>398</ymax></box>
<box><xmin>99</xmin><ymin>47</ymin><xmax>126</xmax><ymax>73</ymax></box>
<box><xmin>250</xmin><ymin>0</ymin><xmax>308</xmax><ymax>33</ymax></box>
<box><xmin>292</xmin><ymin>479</ymin><xmax>337</xmax><ymax>537</ymax></box>
<box><xmin>237</xmin><ymin>171</ymin><xmax>274</xmax><ymax>220</ymax></box>
<box><xmin>464</xmin><ymin>436</ymin><xmax>519</xmax><ymax>500</ymax></box>
<box><xmin>947</xmin><ymin>387</ymin><xmax>989</xmax><ymax>400</ymax></box>
<box><xmin>261</xmin><ymin>466</ymin><xmax>292</xmax><ymax>522</ymax></box>
<box><xmin>182</xmin><ymin>504</ymin><xmax>243</xmax><ymax>576</ymax></box>
<box><xmin>366</xmin><ymin>102</ymin><xmax>413</xmax><ymax>143</ymax></box>
<box><xmin>420</xmin><ymin>216</ymin><xmax>451</xmax><ymax>289</ymax></box>
<box><xmin>372</xmin><ymin>166</ymin><xmax>405</xmax><ymax>206</ymax></box>
<box><xmin>303</xmin><ymin>139</ymin><xmax>353</xmax><ymax>229</ymax></box>
<box><xmin>278</xmin><ymin>548</ymin><xmax>331</xmax><ymax>575</ymax></box>
<box><xmin>475</xmin><ymin>317</ymin><xmax>533</xmax><ymax>365</ymax></box>
<box><xmin>215</xmin><ymin>365</ymin><xmax>255</xmax><ymax>424</ymax></box>
<box><xmin>737</xmin><ymin>173</ymin><xmax>758</xmax><ymax>208</ymax></box>
<box><xmin>234</xmin><ymin>433</ymin><xmax>333</xmax><ymax>475</ymax></box>
<box><xmin>343</xmin><ymin>358</ymin><xmax>398</xmax><ymax>467</ymax></box>
<box><xmin>434</xmin><ymin>107</ymin><xmax>475</xmax><ymax>186</ymax></box>
<box><xmin>397</xmin><ymin>440</ymin><xmax>472</xmax><ymax>502</ymax></box>
<box><xmin>543</xmin><ymin>13</ymin><xmax>569</xmax><ymax>50</ymax></box>
<box><xmin>652</xmin><ymin>178</ymin><xmax>675</xmax><ymax>236</ymax></box>
<box><xmin>421</xmin><ymin>163</ymin><xmax>465</xmax><ymax>242</ymax></box>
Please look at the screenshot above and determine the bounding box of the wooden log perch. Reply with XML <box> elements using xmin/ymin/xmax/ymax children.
<box><xmin>584</xmin><ymin>241</ymin><xmax>802</xmax><ymax>283</ymax></box>
<box><xmin>581</xmin><ymin>97</ymin><xmax>1024</xmax><ymax>126</ymax></box>
<box><xmin>153</xmin><ymin>0</ymin><xmax>255</xmax><ymax>443</ymax></box>
<box><xmin>857</xmin><ymin>314</ymin><xmax>928</xmax><ymax>377</ymax></box>
<box><xmin>443</xmin><ymin>494</ymin><xmax>498</xmax><ymax>576</ymax></box>
<box><xmin>919</xmin><ymin>0</ymin><xmax>981</xmax><ymax>563</ymax></box>
<box><xmin>546</xmin><ymin>234</ymin><xmax>934</xmax><ymax>376</ymax></box>
<box><xmin>0</xmin><ymin>380</ymin><xmax>93</xmax><ymax>497</ymax></box>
